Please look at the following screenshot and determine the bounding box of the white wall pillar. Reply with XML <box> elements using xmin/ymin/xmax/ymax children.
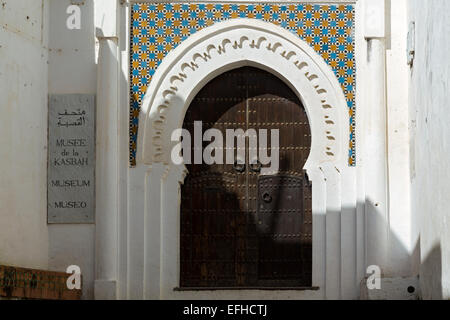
<box><xmin>143</xmin><ymin>164</ymin><xmax>166</xmax><ymax>299</ymax></box>
<box><xmin>94</xmin><ymin>0</ymin><xmax>120</xmax><ymax>300</ymax></box>
<box><xmin>126</xmin><ymin>165</ymin><xmax>148</xmax><ymax>299</ymax></box>
<box><xmin>160</xmin><ymin>164</ymin><xmax>187</xmax><ymax>299</ymax></box>
<box><xmin>363</xmin><ymin>0</ymin><xmax>390</xmax><ymax>272</ymax></box>
<box><xmin>324</xmin><ymin>164</ymin><xmax>342</xmax><ymax>299</ymax></box>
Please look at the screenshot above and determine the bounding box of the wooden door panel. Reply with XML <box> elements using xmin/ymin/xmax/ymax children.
<box><xmin>257</xmin><ymin>175</ymin><xmax>311</xmax><ymax>286</ymax></box>
<box><xmin>247</xmin><ymin>68</ymin><xmax>312</xmax><ymax>286</ymax></box>
<box><xmin>180</xmin><ymin>67</ymin><xmax>312</xmax><ymax>288</ymax></box>
<box><xmin>181</xmin><ymin>68</ymin><xmax>247</xmax><ymax>287</ymax></box>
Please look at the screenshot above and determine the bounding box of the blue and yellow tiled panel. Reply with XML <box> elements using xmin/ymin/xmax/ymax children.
<box><xmin>130</xmin><ymin>3</ymin><xmax>356</xmax><ymax>166</ymax></box>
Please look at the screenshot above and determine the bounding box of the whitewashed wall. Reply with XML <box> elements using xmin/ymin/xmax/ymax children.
<box><xmin>0</xmin><ymin>0</ymin><xmax>97</xmax><ymax>299</ymax></box>
<box><xmin>408</xmin><ymin>0</ymin><xmax>450</xmax><ymax>300</ymax></box>
<box><xmin>0</xmin><ymin>0</ymin><xmax>422</xmax><ymax>300</ymax></box>
<box><xmin>46</xmin><ymin>0</ymin><xmax>97</xmax><ymax>300</ymax></box>
<box><xmin>0</xmin><ymin>0</ymin><xmax>50</xmax><ymax>270</ymax></box>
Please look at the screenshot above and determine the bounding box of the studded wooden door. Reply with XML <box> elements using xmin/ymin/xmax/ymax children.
<box><xmin>180</xmin><ymin>67</ymin><xmax>312</xmax><ymax>288</ymax></box>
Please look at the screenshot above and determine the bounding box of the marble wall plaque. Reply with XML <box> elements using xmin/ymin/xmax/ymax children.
<box><xmin>48</xmin><ymin>94</ymin><xmax>95</xmax><ymax>224</ymax></box>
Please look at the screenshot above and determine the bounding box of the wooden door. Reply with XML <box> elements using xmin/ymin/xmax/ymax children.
<box><xmin>180</xmin><ymin>67</ymin><xmax>312</xmax><ymax>288</ymax></box>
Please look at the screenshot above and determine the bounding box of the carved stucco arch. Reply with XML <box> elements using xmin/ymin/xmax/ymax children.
<box><xmin>133</xmin><ymin>19</ymin><xmax>354</xmax><ymax>298</ymax></box>
<box><xmin>137</xmin><ymin>19</ymin><xmax>348</xmax><ymax>172</ymax></box>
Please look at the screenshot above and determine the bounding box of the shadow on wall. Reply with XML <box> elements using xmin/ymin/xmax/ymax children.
<box><xmin>420</xmin><ymin>244</ymin><xmax>443</xmax><ymax>300</ymax></box>
<box><xmin>176</xmin><ymin>160</ymin><xmax>429</xmax><ymax>299</ymax></box>
<box><xmin>130</xmin><ymin>60</ymin><xmax>444</xmax><ymax>299</ymax></box>
<box><xmin>174</xmin><ymin>65</ymin><xmax>422</xmax><ymax>297</ymax></box>
<box><xmin>363</xmin><ymin>199</ymin><xmax>419</xmax><ymax>295</ymax></box>
<box><xmin>133</xmin><ymin>72</ymin><xmax>445</xmax><ymax>300</ymax></box>
<box><xmin>126</xmin><ymin>77</ymin><xmax>449</xmax><ymax>299</ymax></box>
<box><xmin>362</xmin><ymin>199</ymin><xmax>444</xmax><ymax>300</ymax></box>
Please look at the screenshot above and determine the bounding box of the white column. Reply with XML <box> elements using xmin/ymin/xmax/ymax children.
<box><xmin>324</xmin><ymin>164</ymin><xmax>342</xmax><ymax>299</ymax></box>
<box><xmin>160</xmin><ymin>164</ymin><xmax>187</xmax><ymax>299</ymax></box>
<box><xmin>126</xmin><ymin>165</ymin><xmax>148</xmax><ymax>299</ymax></box>
<box><xmin>307</xmin><ymin>166</ymin><xmax>327</xmax><ymax>299</ymax></box>
<box><xmin>94</xmin><ymin>0</ymin><xmax>120</xmax><ymax>300</ymax></box>
<box><xmin>340</xmin><ymin>166</ymin><xmax>358</xmax><ymax>299</ymax></box>
<box><xmin>363</xmin><ymin>0</ymin><xmax>389</xmax><ymax>272</ymax></box>
<box><xmin>143</xmin><ymin>163</ymin><xmax>166</xmax><ymax>299</ymax></box>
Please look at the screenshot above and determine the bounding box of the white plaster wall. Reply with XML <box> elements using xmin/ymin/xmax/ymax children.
<box><xmin>0</xmin><ymin>0</ymin><xmax>120</xmax><ymax>300</ymax></box>
<box><xmin>0</xmin><ymin>0</ymin><xmax>424</xmax><ymax>300</ymax></box>
<box><xmin>359</xmin><ymin>0</ymin><xmax>413</xmax><ymax>281</ymax></box>
<box><xmin>48</xmin><ymin>0</ymin><xmax>97</xmax><ymax>93</ymax></box>
<box><xmin>385</xmin><ymin>0</ymin><xmax>413</xmax><ymax>277</ymax></box>
<box><xmin>0</xmin><ymin>0</ymin><xmax>98</xmax><ymax>299</ymax></box>
<box><xmin>47</xmin><ymin>0</ymin><xmax>97</xmax><ymax>299</ymax></box>
<box><xmin>408</xmin><ymin>0</ymin><xmax>450</xmax><ymax>300</ymax></box>
<box><xmin>0</xmin><ymin>0</ymin><xmax>50</xmax><ymax>270</ymax></box>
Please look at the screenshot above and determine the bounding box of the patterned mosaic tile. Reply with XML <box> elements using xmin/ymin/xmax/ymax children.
<box><xmin>130</xmin><ymin>2</ymin><xmax>356</xmax><ymax>166</ymax></box>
